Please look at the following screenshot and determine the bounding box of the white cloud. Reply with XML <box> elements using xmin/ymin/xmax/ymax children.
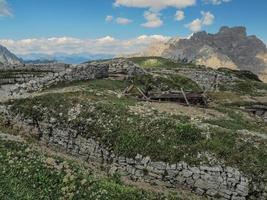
<box><xmin>201</xmin><ymin>11</ymin><xmax>214</xmax><ymax>25</ymax></box>
<box><xmin>105</xmin><ymin>15</ymin><xmax>113</xmax><ymax>22</ymax></box>
<box><xmin>0</xmin><ymin>35</ymin><xmax>170</xmax><ymax>56</ymax></box>
<box><xmin>116</xmin><ymin>17</ymin><xmax>133</xmax><ymax>25</ymax></box>
<box><xmin>186</xmin><ymin>19</ymin><xmax>202</xmax><ymax>32</ymax></box>
<box><xmin>203</xmin><ymin>0</ymin><xmax>231</xmax><ymax>5</ymax></box>
<box><xmin>175</xmin><ymin>10</ymin><xmax>185</xmax><ymax>21</ymax></box>
<box><xmin>114</xmin><ymin>0</ymin><xmax>196</xmax><ymax>11</ymax></box>
<box><xmin>186</xmin><ymin>11</ymin><xmax>215</xmax><ymax>32</ymax></box>
<box><xmin>0</xmin><ymin>0</ymin><xmax>12</xmax><ymax>17</ymax></box>
<box><xmin>141</xmin><ymin>11</ymin><xmax>163</xmax><ymax>28</ymax></box>
<box><xmin>114</xmin><ymin>1</ymin><xmax>196</xmax><ymax>29</ymax></box>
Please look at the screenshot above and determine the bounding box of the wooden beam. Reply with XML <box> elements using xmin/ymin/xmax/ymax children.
<box><xmin>181</xmin><ymin>88</ymin><xmax>190</xmax><ymax>106</ymax></box>
<box><xmin>137</xmin><ymin>87</ymin><xmax>149</xmax><ymax>100</ymax></box>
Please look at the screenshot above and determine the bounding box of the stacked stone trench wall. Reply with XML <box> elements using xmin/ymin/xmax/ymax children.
<box><xmin>2</xmin><ymin>109</ymin><xmax>265</xmax><ymax>200</ymax></box>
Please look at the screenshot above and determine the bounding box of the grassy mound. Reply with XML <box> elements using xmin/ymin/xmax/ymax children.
<box><xmin>128</xmin><ymin>57</ymin><xmax>195</xmax><ymax>69</ymax></box>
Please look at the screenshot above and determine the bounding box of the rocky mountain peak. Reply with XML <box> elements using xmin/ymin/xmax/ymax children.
<box><xmin>0</xmin><ymin>44</ymin><xmax>22</xmax><ymax>65</ymax></box>
<box><xmin>159</xmin><ymin>26</ymin><xmax>267</xmax><ymax>82</ymax></box>
<box><xmin>218</xmin><ymin>26</ymin><xmax>247</xmax><ymax>37</ymax></box>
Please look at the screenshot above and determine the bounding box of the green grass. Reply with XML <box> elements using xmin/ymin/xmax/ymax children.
<box><xmin>8</xmin><ymin>92</ymin><xmax>203</xmax><ymax>164</ymax></box>
<box><xmin>128</xmin><ymin>57</ymin><xmax>196</xmax><ymax>69</ymax></box>
<box><xmin>1</xmin><ymin>140</ymin><xmax>199</xmax><ymax>200</ymax></box>
<box><xmin>219</xmin><ymin>80</ymin><xmax>267</xmax><ymax>96</ymax></box>
<box><xmin>217</xmin><ymin>68</ymin><xmax>261</xmax><ymax>82</ymax></box>
<box><xmin>131</xmin><ymin>74</ymin><xmax>201</xmax><ymax>92</ymax></box>
<box><xmin>205</xmin><ymin>107</ymin><xmax>267</xmax><ymax>133</ymax></box>
<box><xmin>3</xmin><ymin>78</ymin><xmax>267</xmax><ymax>189</ymax></box>
<box><xmin>46</xmin><ymin>79</ymin><xmax>127</xmax><ymax>92</ymax></box>
<box><xmin>44</xmin><ymin>73</ymin><xmax>201</xmax><ymax>95</ymax></box>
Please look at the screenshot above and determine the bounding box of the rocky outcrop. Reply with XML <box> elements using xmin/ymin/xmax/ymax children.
<box><xmin>194</xmin><ymin>45</ymin><xmax>237</xmax><ymax>70</ymax></box>
<box><xmin>140</xmin><ymin>26</ymin><xmax>267</xmax><ymax>82</ymax></box>
<box><xmin>105</xmin><ymin>59</ymin><xmax>146</xmax><ymax>77</ymax></box>
<box><xmin>0</xmin><ymin>44</ymin><xmax>22</xmax><ymax>65</ymax></box>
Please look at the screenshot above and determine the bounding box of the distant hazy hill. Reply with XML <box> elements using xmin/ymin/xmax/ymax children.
<box><xmin>0</xmin><ymin>44</ymin><xmax>22</xmax><ymax>65</ymax></box>
<box><xmin>139</xmin><ymin>26</ymin><xmax>267</xmax><ymax>82</ymax></box>
<box><xmin>20</xmin><ymin>53</ymin><xmax>115</xmax><ymax>64</ymax></box>
<box><xmin>24</xmin><ymin>59</ymin><xmax>58</xmax><ymax>64</ymax></box>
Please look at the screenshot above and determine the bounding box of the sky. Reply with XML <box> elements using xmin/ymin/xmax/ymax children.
<box><xmin>0</xmin><ymin>0</ymin><xmax>267</xmax><ymax>56</ymax></box>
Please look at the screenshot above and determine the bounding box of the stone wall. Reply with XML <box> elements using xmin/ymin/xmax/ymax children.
<box><xmin>9</xmin><ymin>63</ymin><xmax>109</xmax><ymax>95</ymax></box>
<box><xmin>245</xmin><ymin>105</ymin><xmax>267</xmax><ymax>122</ymax></box>
<box><xmin>176</xmin><ymin>68</ymin><xmax>238</xmax><ymax>91</ymax></box>
<box><xmin>151</xmin><ymin>67</ymin><xmax>239</xmax><ymax>91</ymax></box>
<box><xmin>2</xmin><ymin>107</ymin><xmax>264</xmax><ymax>200</ymax></box>
<box><xmin>0</xmin><ymin>73</ymin><xmax>48</xmax><ymax>85</ymax></box>
<box><xmin>104</xmin><ymin>59</ymin><xmax>146</xmax><ymax>77</ymax></box>
<box><xmin>0</xmin><ymin>63</ymin><xmax>69</xmax><ymax>72</ymax></box>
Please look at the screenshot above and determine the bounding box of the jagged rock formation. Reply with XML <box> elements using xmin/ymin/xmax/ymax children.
<box><xmin>163</xmin><ymin>26</ymin><xmax>267</xmax><ymax>72</ymax></box>
<box><xmin>140</xmin><ymin>26</ymin><xmax>267</xmax><ymax>82</ymax></box>
<box><xmin>0</xmin><ymin>44</ymin><xmax>22</xmax><ymax>65</ymax></box>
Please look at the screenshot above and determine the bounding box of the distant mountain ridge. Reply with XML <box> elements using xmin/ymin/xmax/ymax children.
<box><xmin>20</xmin><ymin>53</ymin><xmax>115</xmax><ymax>64</ymax></box>
<box><xmin>140</xmin><ymin>26</ymin><xmax>267</xmax><ymax>82</ymax></box>
<box><xmin>0</xmin><ymin>44</ymin><xmax>22</xmax><ymax>65</ymax></box>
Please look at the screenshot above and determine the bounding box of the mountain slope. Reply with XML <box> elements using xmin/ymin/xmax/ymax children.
<box><xmin>140</xmin><ymin>26</ymin><xmax>267</xmax><ymax>82</ymax></box>
<box><xmin>0</xmin><ymin>44</ymin><xmax>22</xmax><ymax>65</ymax></box>
<box><xmin>140</xmin><ymin>27</ymin><xmax>267</xmax><ymax>82</ymax></box>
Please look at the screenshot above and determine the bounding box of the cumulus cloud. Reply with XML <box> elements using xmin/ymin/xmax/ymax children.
<box><xmin>141</xmin><ymin>11</ymin><xmax>163</xmax><ymax>28</ymax></box>
<box><xmin>105</xmin><ymin>16</ymin><xmax>133</xmax><ymax>25</ymax></box>
<box><xmin>114</xmin><ymin>1</ymin><xmax>196</xmax><ymax>29</ymax></box>
<box><xmin>105</xmin><ymin>15</ymin><xmax>114</xmax><ymax>22</ymax></box>
<box><xmin>203</xmin><ymin>0</ymin><xmax>231</xmax><ymax>5</ymax></box>
<box><xmin>0</xmin><ymin>0</ymin><xmax>12</xmax><ymax>17</ymax></box>
<box><xmin>186</xmin><ymin>19</ymin><xmax>202</xmax><ymax>32</ymax></box>
<box><xmin>201</xmin><ymin>11</ymin><xmax>215</xmax><ymax>25</ymax></box>
<box><xmin>116</xmin><ymin>17</ymin><xmax>133</xmax><ymax>25</ymax></box>
<box><xmin>186</xmin><ymin>11</ymin><xmax>215</xmax><ymax>32</ymax></box>
<box><xmin>114</xmin><ymin>0</ymin><xmax>196</xmax><ymax>10</ymax></box>
<box><xmin>175</xmin><ymin>10</ymin><xmax>185</xmax><ymax>21</ymax></box>
<box><xmin>0</xmin><ymin>35</ymin><xmax>170</xmax><ymax>56</ymax></box>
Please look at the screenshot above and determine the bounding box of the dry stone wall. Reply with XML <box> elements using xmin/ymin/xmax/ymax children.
<box><xmin>0</xmin><ymin>73</ymin><xmax>48</xmax><ymax>85</ymax></box>
<box><xmin>105</xmin><ymin>59</ymin><xmax>146</xmax><ymax>76</ymax></box>
<box><xmin>9</xmin><ymin>63</ymin><xmax>109</xmax><ymax>95</ymax></box>
<box><xmin>0</xmin><ymin>63</ymin><xmax>69</xmax><ymax>72</ymax></box>
<box><xmin>2</xmin><ymin>107</ymin><xmax>262</xmax><ymax>200</ymax></box>
<box><xmin>24</xmin><ymin>123</ymin><xmax>253</xmax><ymax>200</ymax></box>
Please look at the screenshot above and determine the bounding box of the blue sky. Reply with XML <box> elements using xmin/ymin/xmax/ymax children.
<box><xmin>0</xmin><ymin>0</ymin><xmax>266</xmax><ymax>56</ymax></box>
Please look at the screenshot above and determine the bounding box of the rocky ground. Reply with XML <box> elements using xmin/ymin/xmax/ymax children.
<box><xmin>0</xmin><ymin>57</ymin><xmax>266</xmax><ymax>199</ymax></box>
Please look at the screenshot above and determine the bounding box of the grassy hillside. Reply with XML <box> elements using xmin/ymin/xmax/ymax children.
<box><xmin>0</xmin><ymin>138</ymin><xmax>206</xmax><ymax>200</ymax></box>
<box><xmin>6</xmin><ymin>78</ymin><xmax>267</xmax><ymax>182</ymax></box>
<box><xmin>128</xmin><ymin>57</ymin><xmax>196</xmax><ymax>69</ymax></box>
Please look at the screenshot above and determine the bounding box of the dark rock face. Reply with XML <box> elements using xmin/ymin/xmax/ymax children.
<box><xmin>0</xmin><ymin>45</ymin><xmax>22</xmax><ymax>65</ymax></box>
<box><xmin>163</xmin><ymin>26</ymin><xmax>267</xmax><ymax>75</ymax></box>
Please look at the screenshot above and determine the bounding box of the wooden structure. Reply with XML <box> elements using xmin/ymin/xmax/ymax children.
<box><xmin>147</xmin><ymin>91</ymin><xmax>207</xmax><ymax>106</ymax></box>
<box><xmin>122</xmin><ymin>84</ymin><xmax>207</xmax><ymax>106</ymax></box>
